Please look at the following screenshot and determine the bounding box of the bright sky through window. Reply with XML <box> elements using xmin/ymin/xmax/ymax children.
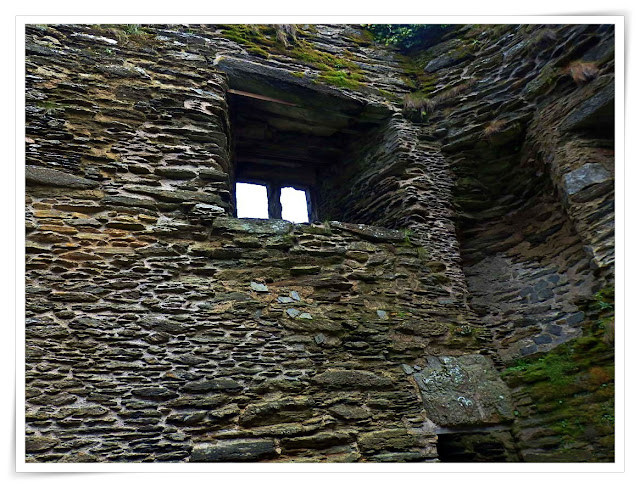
<box><xmin>235</xmin><ymin>182</ymin><xmax>269</xmax><ymax>219</ymax></box>
<box><xmin>280</xmin><ymin>187</ymin><xmax>309</xmax><ymax>223</ymax></box>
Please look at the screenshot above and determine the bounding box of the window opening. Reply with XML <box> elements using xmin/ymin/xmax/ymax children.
<box><xmin>235</xmin><ymin>182</ymin><xmax>269</xmax><ymax>219</ymax></box>
<box><xmin>280</xmin><ymin>187</ymin><xmax>310</xmax><ymax>223</ymax></box>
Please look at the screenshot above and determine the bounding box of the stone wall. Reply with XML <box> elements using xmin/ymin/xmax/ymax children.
<box><xmin>27</xmin><ymin>209</ymin><xmax>483</xmax><ymax>462</ymax></box>
<box><xmin>318</xmin><ymin>115</ymin><xmax>469</xmax><ymax>300</ymax></box>
<box><xmin>401</xmin><ymin>23</ymin><xmax>615</xmax><ymax>462</ymax></box>
<box><xmin>404</xmin><ymin>23</ymin><xmax>614</xmax><ymax>361</ymax></box>
<box><xmin>24</xmin><ymin>22</ymin><xmax>615</xmax><ymax>463</ymax></box>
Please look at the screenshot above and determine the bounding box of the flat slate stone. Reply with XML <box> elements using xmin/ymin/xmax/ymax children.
<box><xmin>376</xmin><ymin>310</ymin><xmax>388</xmax><ymax>319</ymax></box>
<box><xmin>564</xmin><ymin>163</ymin><xmax>611</xmax><ymax>196</ymax></box>
<box><xmin>211</xmin><ymin>217</ymin><xmax>293</xmax><ymax>235</ymax></box>
<box><xmin>312</xmin><ymin>369</ymin><xmax>393</xmax><ymax>389</ymax></box>
<box><xmin>286</xmin><ymin>308</ymin><xmax>300</xmax><ymax>318</ymax></box>
<box><xmin>26</xmin><ymin>166</ymin><xmax>99</xmax><ymax>189</ymax></box>
<box><xmin>330</xmin><ymin>221</ymin><xmax>406</xmax><ymax>243</ymax></box>
<box><xmin>25</xmin><ymin>436</ymin><xmax>59</xmax><ymax>453</ymax></box>
<box><xmin>250</xmin><ymin>282</ymin><xmax>269</xmax><ymax>292</ymax></box>
<box><xmin>191</xmin><ymin>439</ymin><xmax>276</xmax><ymax>462</ymax></box>
<box><xmin>290</xmin><ymin>291</ymin><xmax>301</xmax><ymax>301</ymax></box>
<box><xmin>182</xmin><ymin>378</ymin><xmax>242</xmax><ymax>393</ymax></box>
<box><xmin>561</xmin><ymin>80</ymin><xmax>614</xmax><ymax>131</ymax></box>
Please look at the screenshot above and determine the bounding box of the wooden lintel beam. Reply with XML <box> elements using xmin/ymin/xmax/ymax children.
<box><xmin>228</xmin><ymin>89</ymin><xmax>299</xmax><ymax>107</ymax></box>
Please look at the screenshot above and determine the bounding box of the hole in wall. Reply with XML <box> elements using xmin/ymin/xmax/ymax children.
<box><xmin>280</xmin><ymin>186</ymin><xmax>309</xmax><ymax>223</ymax></box>
<box><xmin>235</xmin><ymin>182</ymin><xmax>269</xmax><ymax>219</ymax></box>
<box><xmin>223</xmin><ymin>66</ymin><xmax>391</xmax><ymax>224</ymax></box>
<box><xmin>436</xmin><ymin>431</ymin><xmax>520</xmax><ymax>462</ymax></box>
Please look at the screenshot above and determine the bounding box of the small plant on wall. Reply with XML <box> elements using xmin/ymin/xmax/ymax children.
<box><xmin>566</xmin><ymin>60</ymin><xmax>599</xmax><ymax>85</ymax></box>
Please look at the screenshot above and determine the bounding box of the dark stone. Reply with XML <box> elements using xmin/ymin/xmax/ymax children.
<box><xmin>166</xmin><ymin>395</ymin><xmax>229</xmax><ymax>409</ymax></box>
<box><xmin>358</xmin><ymin>428</ymin><xmax>418</xmax><ymax>453</ymax></box>
<box><xmin>290</xmin><ymin>265</ymin><xmax>321</xmax><ymax>276</ymax></box>
<box><xmin>280</xmin><ymin>431</ymin><xmax>353</xmax><ymax>450</ymax></box>
<box><xmin>424</xmin><ymin>53</ymin><xmax>470</xmax><ymax>73</ymax></box>
<box><xmin>533</xmin><ymin>334</ymin><xmax>553</xmax><ymax>345</ymax></box>
<box><xmin>329</xmin><ymin>221</ymin><xmax>406</xmax><ymax>243</ymax></box>
<box><xmin>414</xmin><ymin>355</ymin><xmax>514</xmax><ymax>427</ymax></box>
<box><xmin>26</xmin><ymin>436</ymin><xmax>59</xmax><ymax>453</ymax></box>
<box><xmin>520</xmin><ymin>344</ymin><xmax>539</xmax><ymax>356</ymax></box>
<box><xmin>566</xmin><ymin>311</ymin><xmax>585</xmax><ymax>326</ymax></box>
<box><xmin>139</xmin><ymin>316</ymin><xmax>191</xmax><ymax>334</ymax></box>
<box><xmin>561</xmin><ymin>80</ymin><xmax>614</xmax><ymax>132</ymax></box>
<box><xmin>546</xmin><ymin>324</ymin><xmax>564</xmax><ymax>336</ymax></box>
<box><xmin>182</xmin><ymin>378</ymin><xmax>243</xmax><ymax>393</ymax></box>
<box><xmin>211</xmin><ymin>217</ymin><xmax>293</xmax><ymax>235</ymax></box>
<box><xmin>328</xmin><ymin>404</ymin><xmax>371</xmax><ymax>420</ymax></box>
<box><xmin>132</xmin><ymin>387</ymin><xmax>179</xmax><ymax>400</ymax></box>
<box><xmin>125</xmin><ymin>185</ymin><xmax>224</xmax><ymax>205</ymax></box>
<box><xmin>190</xmin><ymin>439</ymin><xmax>277</xmax><ymax>462</ymax></box>
<box><xmin>102</xmin><ymin>195</ymin><xmax>157</xmax><ymax>209</ymax></box>
<box><xmin>312</xmin><ymin>369</ymin><xmax>393</xmax><ymax>389</ymax></box>
<box><xmin>297</xmin><ymin>275</ymin><xmax>353</xmax><ymax>290</ymax></box>
<box><xmin>199</xmin><ymin>168</ymin><xmax>228</xmax><ymax>181</ymax></box>
<box><xmin>239</xmin><ymin>397</ymin><xmax>314</xmax><ymax>427</ymax></box>
<box><xmin>154</xmin><ymin>166</ymin><xmax>198</xmax><ymax>179</ymax></box>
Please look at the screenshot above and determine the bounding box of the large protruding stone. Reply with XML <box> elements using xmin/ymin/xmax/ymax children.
<box><xmin>564</xmin><ymin>163</ymin><xmax>611</xmax><ymax>196</ymax></box>
<box><xmin>26</xmin><ymin>166</ymin><xmax>99</xmax><ymax>189</ymax></box>
<box><xmin>414</xmin><ymin>354</ymin><xmax>514</xmax><ymax>427</ymax></box>
<box><xmin>561</xmin><ymin>80</ymin><xmax>614</xmax><ymax>132</ymax></box>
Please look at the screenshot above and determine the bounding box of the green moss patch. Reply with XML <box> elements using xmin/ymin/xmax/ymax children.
<box><xmin>502</xmin><ymin>286</ymin><xmax>614</xmax><ymax>459</ymax></box>
<box><xmin>217</xmin><ymin>24</ymin><xmax>367</xmax><ymax>90</ymax></box>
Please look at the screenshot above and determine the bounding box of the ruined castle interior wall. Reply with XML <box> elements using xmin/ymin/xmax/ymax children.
<box><xmin>413</xmin><ymin>23</ymin><xmax>614</xmax><ymax>361</ymax></box>
<box><xmin>316</xmin><ymin>115</ymin><xmax>470</xmax><ymax>301</ymax></box>
<box><xmin>24</xmin><ymin>23</ymin><xmax>615</xmax><ymax>463</ymax></box>
<box><xmin>412</xmin><ymin>23</ymin><xmax>615</xmax><ymax>460</ymax></box>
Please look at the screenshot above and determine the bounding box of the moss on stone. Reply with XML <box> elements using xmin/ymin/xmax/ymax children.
<box><xmin>502</xmin><ymin>286</ymin><xmax>614</xmax><ymax>458</ymax></box>
<box><xmin>316</xmin><ymin>70</ymin><xmax>364</xmax><ymax>90</ymax></box>
<box><xmin>217</xmin><ymin>25</ymin><xmax>367</xmax><ymax>90</ymax></box>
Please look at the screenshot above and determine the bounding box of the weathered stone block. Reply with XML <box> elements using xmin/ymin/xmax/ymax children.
<box><xmin>190</xmin><ymin>439</ymin><xmax>277</xmax><ymax>462</ymax></box>
<box><xmin>358</xmin><ymin>428</ymin><xmax>419</xmax><ymax>453</ymax></box>
<box><xmin>182</xmin><ymin>378</ymin><xmax>243</xmax><ymax>393</ymax></box>
<box><xmin>561</xmin><ymin>80</ymin><xmax>614</xmax><ymax>132</ymax></box>
<box><xmin>25</xmin><ymin>436</ymin><xmax>59</xmax><ymax>453</ymax></box>
<box><xmin>312</xmin><ymin>369</ymin><xmax>394</xmax><ymax>390</ymax></box>
<box><xmin>239</xmin><ymin>397</ymin><xmax>315</xmax><ymax>427</ymax></box>
<box><xmin>26</xmin><ymin>166</ymin><xmax>99</xmax><ymax>189</ymax></box>
<box><xmin>414</xmin><ymin>354</ymin><xmax>514</xmax><ymax>427</ymax></box>
<box><xmin>280</xmin><ymin>431</ymin><xmax>354</xmax><ymax>450</ymax></box>
<box><xmin>564</xmin><ymin>163</ymin><xmax>611</xmax><ymax>196</ymax></box>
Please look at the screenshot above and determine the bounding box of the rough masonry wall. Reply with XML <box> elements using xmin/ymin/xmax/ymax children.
<box><xmin>27</xmin><ymin>209</ymin><xmax>483</xmax><ymax>462</ymax></box>
<box><xmin>405</xmin><ymin>23</ymin><xmax>614</xmax><ymax>359</ymax></box>
<box><xmin>401</xmin><ymin>23</ymin><xmax>615</xmax><ymax>461</ymax></box>
<box><xmin>24</xmin><ymin>22</ymin><xmax>615</xmax><ymax>463</ymax></box>
<box><xmin>317</xmin><ymin>115</ymin><xmax>470</xmax><ymax>301</ymax></box>
<box><xmin>25</xmin><ymin>23</ymin><xmax>505</xmax><ymax>463</ymax></box>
